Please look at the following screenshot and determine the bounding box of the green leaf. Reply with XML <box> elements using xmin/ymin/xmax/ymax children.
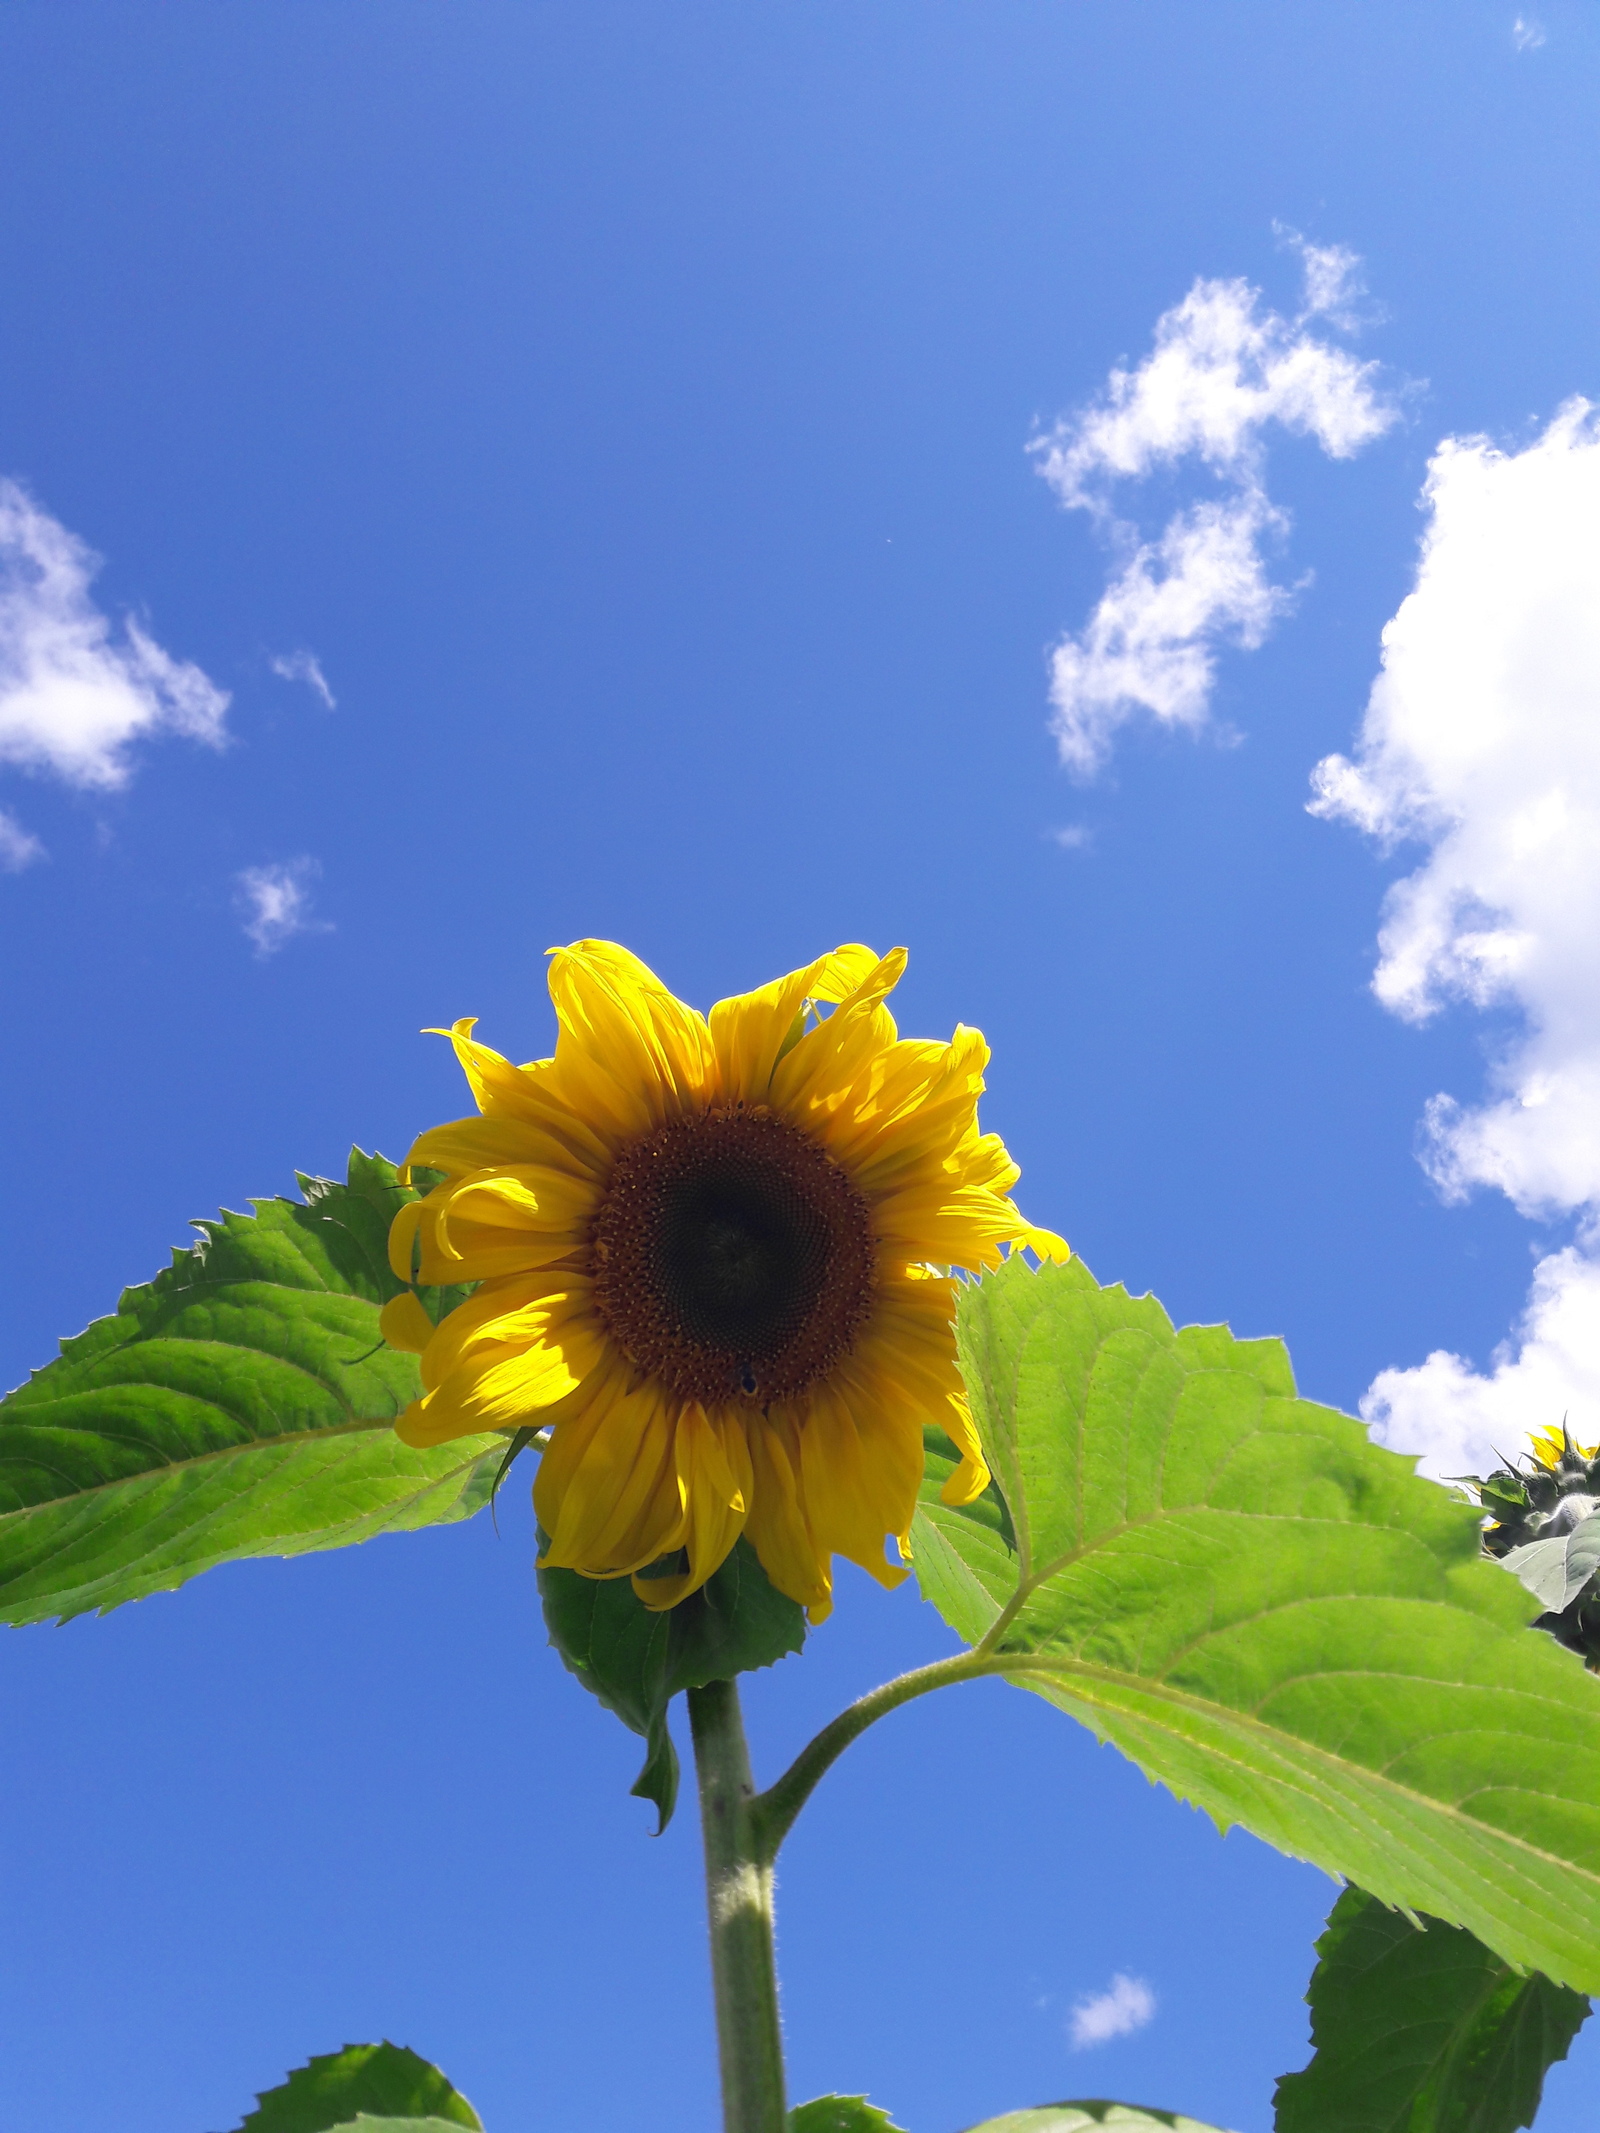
<box><xmin>1501</xmin><ymin>1512</ymin><xmax>1600</xmax><ymax>1614</ymax></box>
<box><xmin>957</xmin><ymin>2107</ymin><xmax>1231</xmax><ymax>2133</ymax></box>
<box><xmin>329</xmin><ymin>2120</ymin><xmax>478</xmax><ymax>2132</ymax></box>
<box><xmin>789</xmin><ymin>2097</ymin><xmax>907</xmax><ymax>2133</ymax></box>
<box><xmin>231</xmin><ymin>2041</ymin><xmax>482</xmax><ymax>2133</ymax></box>
<box><xmin>540</xmin><ymin>1536</ymin><xmax>805</xmax><ymax>1830</ymax></box>
<box><xmin>1274</xmin><ymin>1886</ymin><xmax>1589</xmax><ymax>2133</ymax></box>
<box><xmin>913</xmin><ymin>1256</ymin><xmax>1600</xmax><ymax>1993</ymax></box>
<box><xmin>0</xmin><ymin>1152</ymin><xmax>501</xmax><ymax>1625</ymax></box>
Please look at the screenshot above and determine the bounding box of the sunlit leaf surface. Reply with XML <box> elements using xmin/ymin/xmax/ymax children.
<box><xmin>911</xmin><ymin>1257</ymin><xmax>1600</xmax><ymax>1993</ymax></box>
<box><xmin>0</xmin><ymin>1153</ymin><xmax>499</xmax><ymax>1624</ymax></box>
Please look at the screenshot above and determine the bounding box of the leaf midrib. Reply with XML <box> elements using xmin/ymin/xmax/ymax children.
<box><xmin>1417</xmin><ymin>1961</ymin><xmax>1522</xmax><ymax>2130</ymax></box>
<box><xmin>1</xmin><ymin>1305</ymin><xmax>425</xmax><ymax>1498</ymax></box>
<box><xmin>997</xmin><ymin>1647</ymin><xmax>1599</xmax><ymax>1898</ymax></box>
<box><xmin>972</xmin><ymin>1490</ymin><xmax>1478</xmax><ymax>1667</ymax></box>
<box><xmin>0</xmin><ymin>1414</ymin><xmax>462</xmax><ymax>1526</ymax></box>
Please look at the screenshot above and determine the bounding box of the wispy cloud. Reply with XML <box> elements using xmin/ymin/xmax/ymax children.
<box><xmin>235</xmin><ymin>857</ymin><xmax>330</xmax><ymax>957</ymax></box>
<box><xmin>1283</xmin><ymin>231</ymin><xmax>1369</xmax><ymax>332</ymax></box>
<box><xmin>0</xmin><ymin>807</ymin><xmax>44</xmax><ymax>872</ymax></box>
<box><xmin>1068</xmin><ymin>1974</ymin><xmax>1156</xmax><ymax>2050</ymax></box>
<box><xmin>1312</xmin><ymin>399</ymin><xmax>1600</xmax><ymax>1475</ymax></box>
<box><xmin>1512</xmin><ymin>16</ymin><xmax>1547</xmax><ymax>51</ymax></box>
<box><xmin>270</xmin><ymin>648</ymin><xmax>336</xmax><ymax>710</ymax></box>
<box><xmin>0</xmin><ymin>481</ymin><xmax>229</xmax><ymax>813</ymax></box>
<box><xmin>1034</xmin><ymin>249</ymin><xmax>1396</xmax><ymax>775</ymax></box>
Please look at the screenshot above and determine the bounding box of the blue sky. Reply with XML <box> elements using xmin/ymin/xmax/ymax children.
<box><xmin>4</xmin><ymin>7</ymin><xmax>1600</xmax><ymax>2131</ymax></box>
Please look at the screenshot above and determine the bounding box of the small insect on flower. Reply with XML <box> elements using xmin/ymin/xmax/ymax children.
<box><xmin>381</xmin><ymin>941</ymin><xmax>1066</xmax><ymax>1622</ymax></box>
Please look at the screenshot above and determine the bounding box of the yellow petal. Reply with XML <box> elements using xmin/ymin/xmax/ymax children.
<box><xmin>708</xmin><ymin>943</ymin><xmax>882</xmax><ymax>1102</ymax></box>
<box><xmin>546</xmin><ymin>940</ymin><xmax>717</xmax><ymax>1137</ymax></box>
<box><xmin>397</xmin><ymin>1283</ymin><xmax>605</xmax><ymax>1445</ymax></box>
<box><xmin>874</xmin><ymin>1184</ymin><xmax>1061</xmax><ymax>1274</ymax></box>
<box><xmin>633</xmin><ymin>1404</ymin><xmax>754</xmax><ymax>1610</ymax></box>
<box><xmin>938</xmin><ymin>1392</ymin><xmax>992</xmax><ymax>1506</ymax></box>
<box><xmin>743</xmin><ymin>1413</ymin><xmax>832</xmax><ymax>1618</ymax></box>
<box><xmin>433</xmin><ymin>1020</ymin><xmax>616</xmax><ymax>1171</ymax></box>
<box><xmin>387</xmin><ymin>1197</ymin><xmax>424</xmax><ymax>1283</ymax></box>
<box><xmin>795</xmin><ymin>1383</ymin><xmax>914</xmax><ymax>1593</ymax></box>
<box><xmin>538</xmin><ymin>1372</ymin><xmax>685</xmax><ymax>1576</ymax></box>
<box><xmin>400</xmin><ymin>1164</ymin><xmax>595</xmax><ymax>1284</ymax></box>
<box><xmin>417</xmin><ymin>1275</ymin><xmax>576</xmax><ymax>1389</ymax></box>
<box><xmin>379</xmin><ymin>1290</ymin><xmax>435</xmax><ymax>1355</ymax></box>
<box><xmin>405</xmin><ymin>1112</ymin><xmax>592</xmax><ymax>1184</ymax></box>
<box><xmin>769</xmin><ymin>951</ymin><xmax>908</xmax><ymax>1132</ymax></box>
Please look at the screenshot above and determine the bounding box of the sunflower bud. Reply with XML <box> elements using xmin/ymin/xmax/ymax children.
<box><xmin>1465</xmin><ymin>1423</ymin><xmax>1600</xmax><ymax>1668</ymax></box>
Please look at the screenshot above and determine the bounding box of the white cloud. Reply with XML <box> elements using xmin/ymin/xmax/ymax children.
<box><xmin>1513</xmin><ymin>16</ymin><xmax>1547</xmax><ymax>51</ymax></box>
<box><xmin>270</xmin><ymin>648</ymin><xmax>336</xmax><ymax>710</ymax></box>
<box><xmin>0</xmin><ymin>807</ymin><xmax>44</xmax><ymax>871</ymax></box>
<box><xmin>0</xmin><ymin>480</ymin><xmax>229</xmax><ymax>791</ymax></box>
<box><xmin>1285</xmin><ymin>234</ymin><xmax>1367</xmax><ymax>331</ymax></box>
<box><xmin>1363</xmin><ymin>1244</ymin><xmax>1600</xmax><ymax>1481</ymax></box>
<box><xmin>1311</xmin><ymin>402</ymin><xmax>1600</xmax><ymax>1218</ymax></box>
<box><xmin>236</xmin><ymin>857</ymin><xmax>329</xmax><ymax>956</ymax></box>
<box><xmin>1048</xmin><ymin>496</ymin><xmax>1288</xmax><ymax>774</ymax></box>
<box><xmin>1068</xmin><ymin>1974</ymin><xmax>1156</xmax><ymax>2050</ymax></box>
<box><xmin>1035</xmin><ymin>253</ymin><xmax>1395</xmax><ymax>775</ymax></box>
<box><xmin>1313</xmin><ymin>400</ymin><xmax>1600</xmax><ymax>1464</ymax></box>
<box><xmin>1035</xmin><ymin>271</ymin><xmax>1389</xmax><ymax>505</ymax></box>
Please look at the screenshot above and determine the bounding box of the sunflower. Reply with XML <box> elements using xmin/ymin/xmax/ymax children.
<box><xmin>381</xmin><ymin>941</ymin><xmax>1065</xmax><ymax>1622</ymax></box>
<box><xmin>1529</xmin><ymin>1422</ymin><xmax>1600</xmax><ymax>1471</ymax></box>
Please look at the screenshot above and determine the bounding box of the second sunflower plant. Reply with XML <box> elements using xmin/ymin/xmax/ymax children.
<box><xmin>2</xmin><ymin>941</ymin><xmax>1598</xmax><ymax>2133</ymax></box>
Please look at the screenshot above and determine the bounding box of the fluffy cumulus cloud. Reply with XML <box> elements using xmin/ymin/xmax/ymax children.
<box><xmin>0</xmin><ymin>480</ymin><xmax>229</xmax><ymax>854</ymax></box>
<box><xmin>235</xmin><ymin>857</ymin><xmax>329</xmax><ymax>956</ymax></box>
<box><xmin>1068</xmin><ymin>1974</ymin><xmax>1156</xmax><ymax>2050</ymax></box>
<box><xmin>1365</xmin><ymin>1248</ymin><xmax>1600</xmax><ymax>1480</ymax></box>
<box><xmin>1035</xmin><ymin>245</ymin><xmax>1395</xmax><ymax>775</ymax></box>
<box><xmin>1312</xmin><ymin>400</ymin><xmax>1600</xmax><ymax>1474</ymax></box>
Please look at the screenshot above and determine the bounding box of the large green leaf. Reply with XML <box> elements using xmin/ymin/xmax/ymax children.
<box><xmin>1274</xmin><ymin>1887</ymin><xmax>1588</xmax><ymax>2133</ymax></box>
<box><xmin>540</xmin><ymin>1535</ymin><xmax>805</xmax><ymax>1829</ymax></box>
<box><xmin>789</xmin><ymin>2096</ymin><xmax>907</xmax><ymax>2132</ymax></box>
<box><xmin>912</xmin><ymin>1257</ymin><xmax>1600</xmax><ymax>1993</ymax></box>
<box><xmin>232</xmin><ymin>2041</ymin><xmax>482</xmax><ymax>2132</ymax></box>
<box><xmin>958</xmin><ymin>2107</ymin><xmax>1231</xmax><ymax>2133</ymax></box>
<box><xmin>0</xmin><ymin>1153</ymin><xmax>500</xmax><ymax>1625</ymax></box>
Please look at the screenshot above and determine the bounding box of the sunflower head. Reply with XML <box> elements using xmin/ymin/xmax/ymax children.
<box><xmin>1465</xmin><ymin>1420</ymin><xmax>1600</xmax><ymax>1670</ymax></box>
<box><xmin>1472</xmin><ymin>1420</ymin><xmax>1600</xmax><ymax>1557</ymax></box>
<box><xmin>383</xmin><ymin>940</ymin><xmax>1065</xmax><ymax>1623</ymax></box>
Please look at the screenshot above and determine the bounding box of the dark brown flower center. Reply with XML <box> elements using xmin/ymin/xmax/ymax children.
<box><xmin>588</xmin><ymin>1108</ymin><xmax>875</xmax><ymax>1406</ymax></box>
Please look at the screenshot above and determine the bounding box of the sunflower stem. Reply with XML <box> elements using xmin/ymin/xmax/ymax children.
<box><xmin>689</xmin><ymin>1677</ymin><xmax>789</xmax><ymax>2133</ymax></box>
